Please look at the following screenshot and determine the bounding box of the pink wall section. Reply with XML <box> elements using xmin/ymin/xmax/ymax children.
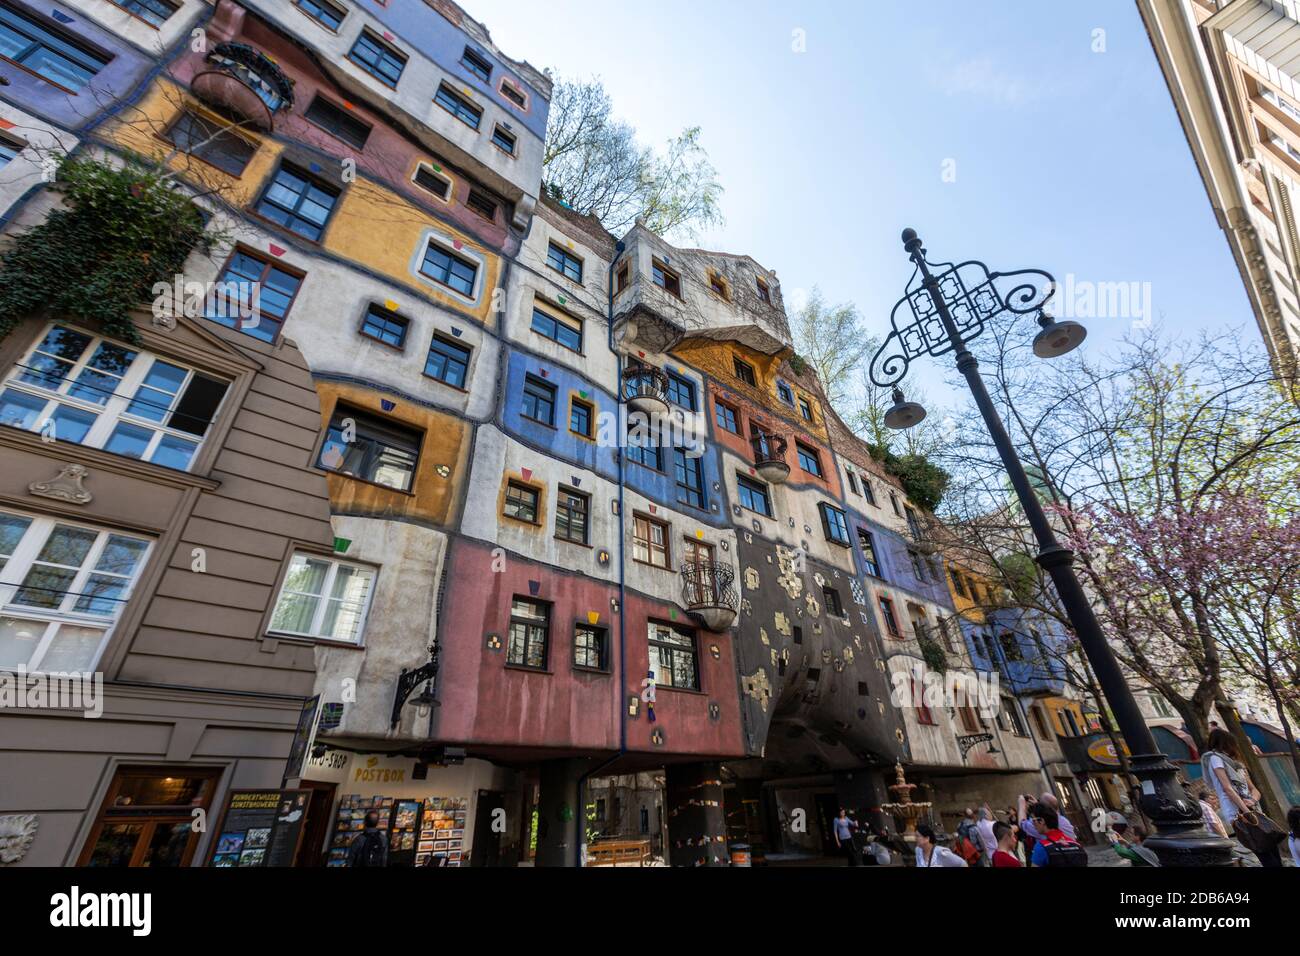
<box><xmin>435</xmin><ymin>539</ymin><xmax>745</xmax><ymax>759</ymax></box>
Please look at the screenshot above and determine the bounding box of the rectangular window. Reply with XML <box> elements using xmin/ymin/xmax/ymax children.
<box><xmin>776</xmin><ymin>381</ymin><xmax>794</xmax><ymax>405</ymax></box>
<box><xmin>118</xmin><ymin>0</ymin><xmax>179</xmax><ymax>27</ymax></box>
<box><xmin>166</xmin><ymin>111</ymin><xmax>255</xmax><ymax>176</ymax></box>
<box><xmin>574</xmin><ymin>624</ymin><xmax>607</xmax><ymax>670</ymax></box>
<box><xmin>796</xmin><ymin>441</ymin><xmax>823</xmax><ymax>477</ymax></box>
<box><xmin>424</xmin><ymin>334</ymin><xmax>471</xmax><ymax>389</ymax></box>
<box><xmin>359</xmin><ymin>304</ymin><xmax>407</xmax><ymax>348</ymax></box>
<box><xmin>648</xmin><ymin>622</ymin><xmax>698</xmax><ymax>690</ymax></box>
<box><xmin>269</xmin><ymin>553</ymin><xmax>375</xmax><ymax>643</ymax></box>
<box><xmin>318</xmin><ymin>407</ymin><xmax>420</xmax><ymax>492</ymax></box>
<box><xmin>348</xmin><ymin>30</ymin><xmax>406</xmax><ymax>86</ymax></box>
<box><xmin>546</xmin><ymin>242</ymin><xmax>583</xmax><ymax>283</ymax></box>
<box><xmin>999</xmin><ymin>632</ymin><xmax>1024</xmax><ymax>662</ymax></box>
<box><xmin>1006</xmin><ymin>702</ymin><xmax>1027</xmax><ymax>737</ymax></box>
<box><xmin>819</xmin><ymin>503</ymin><xmax>851</xmax><ymax>545</ymax></box>
<box><xmin>491</xmin><ymin>125</ymin><xmax>516</xmax><ymax>155</ymax></box>
<box><xmin>521</xmin><ymin>374</ymin><xmax>556</xmax><ymax>426</ymax></box>
<box><xmin>0</xmin><ymin>511</ymin><xmax>151</xmax><ymax>672</ymax></box>
<box><xmin>435</xmin><ymin>82</ymin><xmax>482</xmax><ymax>129</ymax></box>
<box><xmin>624</xmin><ymin>423</ymin><xmax>662</xmax><ymax>471</ymax></box>
<box><xmin>674</xmin><ymin>449</ymin><xmax>706</xmax><ymax>509</ymax></box>
<box><xmin>857</xmin><ymin>528</ymin><xmax>882</xmax><ymax>579</ymax></box>
<box><xmin>555</xmin><ymin>486</ymin><xmax>589</xmax><ymax>544</ymax></box>
<box><xmin>798</xmin><ymin>397</ymin><xmax>814</xmax><ymax>422</ymax></box>
<box><xmin>1</xmin><ymin>325</ymin><xmax>229</xmax><ymax>471</ymax></box>
<box><xmin>914</xmin><ymin>677</ymin><xmax>936</xmax><ymax>724</ymax></box>
<box><xmin>890</xmin><ymin>492</ymin><xmax>902</xmax><ymax>516</ymax></box>
<box><xmin>615</xmin><ymin>262</ymin><xmax>630</xmax><ymax>293</ymax></box>
<box><xmin>733</xmin><ymin>358</ymin><xmax>756</xmax><ymax>387</ymax></box>
<box><xmin>0</xmin><ymin>6</ymin><xmax>109</xmax><ymax>91</ymax></box>
<box><xmin>420</xmin><ymin>240</ymin><xmax>478</xmax><ymax>296</ymax></box>
<box><xmin>206</xmin><ymin>248</ymin><xmax>303</xmax><ymax>342</ymax></box>
<box><xmin>0</xmin><ymin>133</ymin><xmax>22</xmax><ymax>167</ymax></box>
<box><xmin>413</xmin><ymin>164</ymin><xmax>452</xmax><ymax>200</ymax></box>
<box><xmin>78</xmin><ymin>766</ymin><xmax>219</xmax><ymax>868</ymax></box>
<box><xmin>846</xmin><ymin>471</ymin><xmax>860</xmax><ymax>495</ymax></box>
<box><xmin>665</xmin><ymin>371</ymin><xmax>696</xmax><ymax>411</ymax></box>
<box><xmin>500</xmin><ymin>80</ymin><xmax>526</xmax><ymax>108</ymax></box>
<box><xmin>466</xmin><ymin>188</ymin><xmax>498</xmax><ymax>222</ymax></box>
<box><xmin>736</xmin><ymin>474</ymin><xmax>772</xmax><ymax>517</ymax></box>
<box><xmin>756</xmin><ymin>278</ymin><xmax>771</xmax><ymax>304</ymax></box>
<box><xmin>862</xmin><ymin>478</ymin><xmax>877</xmax><ymax>506</ymax></box>
<box><xmin>503</xmin><ymin>480</ymin><xmax>540</xmax><ymax>523</ymax></box>
<box><xmin>878</xmin><ymin>596</ymin><xmax>901</xmax><ymax>637</ymax></box>
<box><xmin>256</xmin><ymin>164</ymin><xmax>340</xmax><ymax>241</ymax></box>
<box><xmin>460</xmin><ymin>46</ymin><xmax>491</xmax><ymax>83</ymax></box>
<box><xmin>709</xmin><ymin>272</ymin><xmax>728</xmax><ymax>300</ymax></box>
<box><xmin>293</xmin><ymin>0</ymin><xmax>345</xmax><ymax>30</ymax></box>
<box><xmin>569</xmin><ymin>397</ymin><xmax>593</xmax><ymax>438</ymax></box>
<box><xmin>633</xmin><ymin>514</ymin><xmax>669</xmax><ymax>568</ymax></box>
<box><xmin>714</xmin><ymin>400</ymin><xmax>739</xmax><ymax>434</ymax></box>
<box><xmin>823</xmin><ymin>585</ymin><xmax>843</xmax><ymax>617</ymax></box>
<box><xmin>507</xmin><ymin>597</ymin><xmax>548</xmax><ymax>669</ymax></box>
<box><xmin>304</xmin><ymin>95</ymin><xmax>372</xmax><ymax>149</ymax></box>
<box><xmin>950</xmin><ymin>569</ymin><xmax>968</xmax><ymax>598</ymax></box>
<box><xmin>651</xmin><ymin>258</ymin><xmax>681</xmax><ymax>297</ymax></box>
<box><xmin>530</xmin><ymin>305</ymin><xmax>582</xmax><ymax>352</ymax></box>
<box><xmin>909</xmin><ymin>550</ymin><xmax>929</xmax><ymax>583</ymax></box>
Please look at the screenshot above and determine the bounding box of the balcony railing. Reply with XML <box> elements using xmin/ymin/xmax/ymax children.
<box><xmin>622</xmin><ymin>366</ymin><xmax>670</xmax><ymax>416</ymax></box>
<box><xmin>750</xmin><ymin>431</ymin><xmax>789</xmax><ymax>484</ymax></box>
<box><xmin>680</xmin><ymin>561</ymin><xmax>738</xmax><ymax>632</ymax></box>
<box><xmin>193</xmin><ymin>42</ymin><xmax>295</xmax><ymax>131</ymax></box>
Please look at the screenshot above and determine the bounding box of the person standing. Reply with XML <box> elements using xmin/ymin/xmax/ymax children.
<box><xmin>990</xmin><ymin>821</ymin><xmax>1022</xmax><ymax>867</ymax></box>
<box><xmin>976</xmin><ymin>805</ymin><xmax>998</xmax><ymax>866</ymax></box>
<box><xmin>1018</xmin><ymin>792</ymin><xmax>1077</xmax><ymax>842</ymax></box>
<box><xmin>1195</xmin><ymin>788</ymin><xmax>1229</xmax><ymax>839</ymax></box>
<box><xmin>346</xmin><ymin>810</ymin><xmax>389</xmax><ymax>868</ymax></box>
<box><xmin>914</xmin><ymin>823</ymin><xmax>968</xmax><ymax>868</ymax></box>
<box><xmin>1201</xmin><ymin>728</ymin><xmax>1283</xmax><ymax>867</ymax></box>
<box><xmin>1026</xmin><ymin>802</ymin><xmax>1088</xmax><ymax>867</ymax></box>
<box><xmin>955</xmin><ymin>807</ymin><xmax>985</xmax><ymax>866</ymax></box>
<box><xmin>1288</xmin><ymin>807</ymin><xmax>1300</xmax><ymax>867</ymax></box>
<box><xmin>832</xmin><ymin>808</ymin><xmax>859</xmax><ymax>866</ymax></box>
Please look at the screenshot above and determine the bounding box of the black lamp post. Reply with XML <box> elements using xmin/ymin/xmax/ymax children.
<box><xmin>872</xmin><ymin>228</ymin><xmax>1234</xmax><ymax>866</ymax></box>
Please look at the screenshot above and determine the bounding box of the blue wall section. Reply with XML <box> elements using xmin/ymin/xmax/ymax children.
<box><xmin>964</xmin><ymin>606</ymin><xmax>1069</xmax><ymax>696</ymax></box>
<box><xmin>843</xmin><ymin>503</ymin><xmax>956</xmax><ymax>610</ymax></box>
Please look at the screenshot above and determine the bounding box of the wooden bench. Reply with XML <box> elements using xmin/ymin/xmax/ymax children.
<box><xmin>587</xmin><ymin>839</ymin><xmax>651</xmax><ymax>867</ymax></box>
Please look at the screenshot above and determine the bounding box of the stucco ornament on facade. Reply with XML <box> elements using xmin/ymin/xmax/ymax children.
<box><xmin>0</xmin><ymin>814</ymin><xmax>38</xmax><ymax>864</ymax></box>
<box><xmin>28</xmin><ymin>463</ymin><xmax>92</xmax><ymax>505</ymax></box>
<box><xmin>742</xmin><ymin>668</ymin><xmax>772</xmax><ymax>713</ymax></box>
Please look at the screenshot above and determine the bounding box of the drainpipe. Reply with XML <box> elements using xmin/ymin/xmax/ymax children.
<box><xmin>573</xmin><ymin>239</ymin><xmax>628</xmax><ymax>866</ymax></box>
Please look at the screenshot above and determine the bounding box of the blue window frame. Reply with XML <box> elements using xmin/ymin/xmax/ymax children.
<box><xmin>820</xmin><ymin>503</ymin><xmax>851</xmax><ymax>546</ymax></box>
<box><xmin>674</xmin><ymin>449</ymin><xmax>706</xmax><ymax>509</ymax></box>
<box><xmin>569</xmin><ymin>398</ymin><xmax>593</xmax><ymax>437</ymax></box>
<box><xmin>119</xmin><ymin>0</ymin><xmax>178</xmax><ymax>26</ymax></box>
<box><xmin>360</xmin><ymin>305</ymin><xmax>407</xmax><ymax>348</ymax></box>
<box><xmin>0</xmin><ymin>6</ymin><xmax>109</xmax><ymax>91</ymax></box>
<box><xmin>546</xmin><ymin>243</ymin><xmax>583</xmax><ymax>283</ymax></box>
<box><xmin>665</xmin><ymin>371</ymin><xmax>696</xmax><ymax>411</ymax></box>
<box><xmin>522</xmin><ymin>374</ymin><xmax>556</xmax><ymax>426</ymax></box>
<box><xmin>256</xmin><ymin>165</ymin><xmax>339</xmax><ymax>241</ymax></box>
<box><xmin>625</xmin><ymin>424</ymin><xmax>662</xmax><ymax>471</ymax></box>
<box><xmin>491</xmin><ymin>125</ymin><xmax>516</xmax><ymax>155</ymax></box>
<box><xmin>777</xmin><ymin>381</ymin><xmax>794</xmax><ymax>405</ymax></box>
<box><xmin>714</xmin><ymin>401</ymin><xmax>738</xmax><ymax>434</ymax></box>
<box><xmin>420</xmin><ymin>241</ymin><xmax>478</xmax><ymax>296</ymax></box>
<box><xmin>425</xmin><ymin>335</ymin><xmax>470</xmax><ymax>389</ymax></box>
<box><xmin>435</xmin><ymin>83</ymin><xmax>482</xmax><ymax>129</ymax></box>
<box><xmin>206</xmin><ymin>249</ymin><xmax>302</xmax><ymax>343</ymax></box>
<box><xmin>348</xmin><ymin>31</ymin><xmax>406</xmax><ymax>86</ymax></box>
<box><xmin>0</xmin><ymin>136</ymin><xmax>22</xmax><ymax>167</ymax></box>
<box><xmin>460</xmin><ymin>46</ymin><xmax>491</xmax><ymax>82</ymax></box>
<box><xmin>530</xmin><ymin>306</ymin><xmax>581</xmax><ymax>352</ymax></box>
<box><xmin>736</xmin><ymin>474</ymin><xmax>772</xmax><ymax>516</ymax></box>
<box><xmin>293</xmin><ymin>0</ymin><xmax>345</xmax><ymax>30</ymax></box>
<box><xmin>857</xmin><ymin>528</ymin><xmax>883</xmax><ymax>578</ymax></box>
<box><xmin>796</xmin><ymin>441</ymin><xmax>823</xmax><ymax>477</ymax></box>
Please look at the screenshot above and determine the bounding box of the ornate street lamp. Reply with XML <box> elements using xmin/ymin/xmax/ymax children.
<box><xmin>870</xmin><ymin>228</ymin><xmax>1234</xmax><ymax>866</ymax></box>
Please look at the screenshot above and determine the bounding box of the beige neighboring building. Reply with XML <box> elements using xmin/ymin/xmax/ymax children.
<box><xmin>1139</xmin><ymin>0</ymin><xmax>1300</xmax><ymax>381</ymax></box>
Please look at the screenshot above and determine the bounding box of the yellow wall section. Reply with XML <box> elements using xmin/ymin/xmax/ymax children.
<box><xmin>315</xmin><ymin>381</ymin><xmax>470</xmax><ymax>526</ymax></box>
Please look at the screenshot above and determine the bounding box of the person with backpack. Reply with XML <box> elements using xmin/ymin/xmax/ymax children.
<box><xmin>346</xmin><ymin>810</ymin><xmax>389</xmax><ymax>868</ymax></box>
<box><xmin>955</xmin><ymin>807</ymin><xmax>985</xmax><ymax>867</ymax></box>
<box><xmin>914</xmin><ymin>823</ymin><xmax>967</xmax><ymax>867</ymax></box>
<box><xmin>1027</xmin><ymin>802</ymin><xmax>1088</xmax><ymax>867</ymax></box>
<box><xmin>1201</xmin><ymin>728</ymin><xmax>1284</xmax><ymax>867</ymax></box>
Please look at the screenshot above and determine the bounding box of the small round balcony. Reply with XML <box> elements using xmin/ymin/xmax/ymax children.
<box><xmin>751</xmin><ymin>432</ymin><xmax>790</xmax><ymax>485</ymax></box>
<box><xmin>192</xmin><ymin>42</ymin><xmax>295</xmax><ymax>132</ymax></box>
<box><xmin>681</xmin><ymin>561</ymin><xmax>739</xmax><ymax>632</ymax></box>
<box><xmin>622</xmin><ymin>366</ymin><xmax>670</xmax><ymax>418</ymax></box>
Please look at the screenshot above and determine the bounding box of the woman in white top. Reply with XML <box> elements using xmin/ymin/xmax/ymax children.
<box><xmin>1200</xmin><ymin>728</ymin><xmax>1282</xmax><ymax>867</ymax></box>
<box><xmin>914</xmin><ymin>823</ymin><xmax>968</xmax><ymax>868</ymax></box>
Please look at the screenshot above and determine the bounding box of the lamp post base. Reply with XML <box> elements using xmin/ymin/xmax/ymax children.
<box><xmin>1128</xmin><ymin>752</ymin><xmax>1237</xmax><ymax>867</ymax></box>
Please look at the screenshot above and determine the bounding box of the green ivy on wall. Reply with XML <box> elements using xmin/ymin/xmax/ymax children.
<box><xmin>865</xmin><ymin>441</ymin><xmax>951</xmax><ymax>513</ymax></box>
<box><xmin>0</xmin><ymin>154</ymin><xmax>214</xmax><ymax>345</ymax></box>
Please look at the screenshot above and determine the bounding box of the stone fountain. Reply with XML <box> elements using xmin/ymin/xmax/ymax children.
<box><xmin>880</xmin><ymin>762</ymin><xmax>931</xmax><ymax>845</ymax></box>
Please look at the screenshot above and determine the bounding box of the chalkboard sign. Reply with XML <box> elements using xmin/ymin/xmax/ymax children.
<box><xmin>209</xmin><ymin>790</ymin><xmax>310</xmax><ymax>867</ymax></box>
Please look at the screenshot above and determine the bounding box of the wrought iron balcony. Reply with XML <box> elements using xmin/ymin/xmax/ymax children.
<box><xmin>622</xmin><ymin>365</ymin><xmax>670</xmax><ymax>417</ymax></box>
<box><xmin>193</xmin><ymin>42</ymin><xmax>295</xmax><ymax>131</ymax></box>
<box><xmin>750</xmin><ymin>431</ymin><xmax>789</xmax><ymax>484</ymax></box>
<box><xmin>680</xmin><ymin>561</ymin><xmax>738</xmax><ymax>632</ymax></box>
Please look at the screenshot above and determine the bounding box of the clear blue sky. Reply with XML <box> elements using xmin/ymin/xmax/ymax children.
<box><xmin>470</xmin><ymin>0</ymin><xmax>1253</xmax><ymax>403</ymax></box>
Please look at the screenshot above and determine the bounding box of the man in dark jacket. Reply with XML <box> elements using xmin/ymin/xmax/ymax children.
<box><xmin>346</xmin><ymin>811</ymin><xmax>389</xmax><ymax>868</ymax></box>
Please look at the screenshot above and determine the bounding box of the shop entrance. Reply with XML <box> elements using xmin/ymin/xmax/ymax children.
<box><xmin>813</xmin><ymin>793</ymin><xmax>840</xmax><ymax>856</ymax></box>
<box><xmin>471</xmin><ymin>790</ymin><xmax>507</xmax><ymax>866</ymax></box>
<box><xmin>295</xmin><ymin>781</ymin><xmax>337</xmax><ymax>867</ymax></box>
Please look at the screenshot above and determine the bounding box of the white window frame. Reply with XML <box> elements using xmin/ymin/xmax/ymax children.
<box><xmin>0</xmin><ymin>323</ymin><xmax>229</xmax><ymax>471</ymax></box>
<box><xmin>0</xmin><ymin>510</ymin><xmax>152</xmax><ymax>673</ymax></box>
<box><xmin>268</xmin><ymin>553</ymin><xmax>377</xmax><ymax>644</ymax></box>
